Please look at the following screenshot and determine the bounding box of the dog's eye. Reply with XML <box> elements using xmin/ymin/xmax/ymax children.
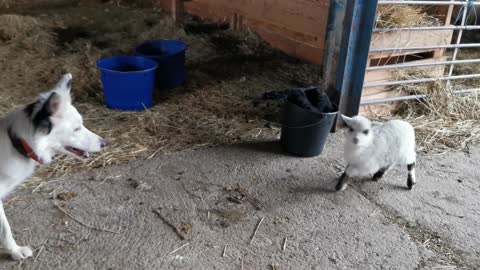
<box><xmin>348</xmin><ymin>127</ymin><xmax>354</xmax><ymax>132</ymax></box>
<box><xmin>74</xmin><ymin>127</ymin><xmax>81</xmax><ymax>132</ymax></box>
<box><xmin>363</xmin><ymin>130</ymin><xmax>369</xmax><ymax>135</ymax></box>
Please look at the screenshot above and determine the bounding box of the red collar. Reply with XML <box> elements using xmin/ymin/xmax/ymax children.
<box><xmin>8</xmin><ymin>128</ymin><xmax>44</xmax><ymax>165</ymax></box>
<box><xmin>19</xmin><ymin>139</ymin><xmax>44</xmax><ymax>165</ymax></box>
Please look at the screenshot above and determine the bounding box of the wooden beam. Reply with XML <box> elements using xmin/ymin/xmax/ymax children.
<box><xmin>171</xmin><ymin>0</ymin><xmax>184</xmax><ymax>23</ymax></box>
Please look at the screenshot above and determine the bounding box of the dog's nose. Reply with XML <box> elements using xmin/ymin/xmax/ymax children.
<box><xmin>100</xmin><ymin>139</ymin><xmax>107</xmax><ymax>148</ymax></box>
<box><xmin>353</xmin><ymin>137</ymin><xmax>359</xmax><ymax>144</ymax></box>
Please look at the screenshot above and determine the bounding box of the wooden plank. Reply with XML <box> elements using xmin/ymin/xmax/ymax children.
<box><xmin>244</xmin><ymin>17</ymin><xmax>324</xmax><ymax>48</ymax></box>
<box><xmin>360</xmin><ymin>102</ymin><xmax>399</xmax><ymax>118</ymax></box>
<box><xmin>253</xmin><ymin>27</ymin><xmax>324</xmax><ymax>64</ymax></box>
<box><xmin>194</xmin><ymin>0</ymin><xmax>329</xmax><ymax>37</ymax></box>
<box><xmin>171</xmin><ymin>0</ymin><xmax>184</xmax><ymax>23</ymax></box>
<box><xmin>434</xmin><ymin>4</ymin><xmax>454</xmax><ymax>57</ymax></box>
<box><xmin>157</xmin><ymin>0</ymin><xmax>171</xmax><ymax>10</ymax></box>
<box><xmin>184</xmin><ymin>1</ymin><xmax>232</xmax><ymax>22</ymax></box>
<box><xmin>183</xmin><ymin>0</ymin><xmax>327</xmax><ymax>64</ymax></box>
<box><xmin>361</xmin><ymin>3</ymin><xmax>452</xmax><ymax>118</ymax></box>
<box><xmin>370</xmin><ymin>30</ymin><xmax>453</xmax><ymax>59</ymax></box>
<box><xmin>430</xmin><ymin>4</ymin><xmax>454</xmax><ymax>25</ymax></box>
<box><xmin>0</xmin><ymin>0</ymin><xmax>74</xmax><ymax>12</ymax></box>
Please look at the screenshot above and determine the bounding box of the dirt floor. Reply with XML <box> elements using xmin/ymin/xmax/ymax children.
<box><xmin>0</xmin><ymin>1</ymin><xmax>322</xmax><ymax>177</ymax></box>
<box><xmin>0</xmin><ymin>133</ymin><xmax>479</xmax><ymax>269</ymax></box>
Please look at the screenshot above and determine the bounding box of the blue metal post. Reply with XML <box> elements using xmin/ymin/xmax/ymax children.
<box><xmin>322</xmin><ymin>0</ymin><xmax>355</xmax><ymax>132</ymax></box>
<box><xmin>322</xmin><ymin>0</ymin><xmax>353</xmax><ymax>105</ymax></box>
<box><xmin>338</xmin><ymin>0</ymin><xmax>378</xmax><ymax>117</ymax></box>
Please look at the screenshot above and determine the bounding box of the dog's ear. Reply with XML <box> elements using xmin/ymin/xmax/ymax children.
<box><xmin>33</xmin><ymin>92</ymin><xmax>61</xmax><ymax>134</ymax></box>
<box><xmin>56</xmin><ymin>73</ymin><xmax>73</xmax><ymax>93</ymax></box>
<box><xmin>43</xmin><ymin>92</ymin><xmax>62</xmax><ymax>116</ymax></box>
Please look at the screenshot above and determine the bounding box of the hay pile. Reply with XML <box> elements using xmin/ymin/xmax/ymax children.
<box><xmin>393</xmin><ymin>71</ymin><xmax>480</xmax><ymax>154</ymax></box>
<box><xmin>0</xmin><ymin>4</ymin><xmax>321</xmax><ymax>178</ymax></box>
<box><xmin>376</xmin><ymin>5</ymin><xmax>440</xmax><ymax>28</ymax></box>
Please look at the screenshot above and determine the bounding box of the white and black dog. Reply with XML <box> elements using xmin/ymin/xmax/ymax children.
<box><xmin>0</xmin><ymin>73</ymin><xmax>106</xmax><ymax>260</ymax></box>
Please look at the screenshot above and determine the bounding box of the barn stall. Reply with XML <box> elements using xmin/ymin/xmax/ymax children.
<box><xmin>148</xmin><ymin>0</ymin><xmax>480</xmax><ymax>153</ymax></box>
<box><xmin>0</xmin><ymin>0</ymin><xmax>478</xmax><ymax>179</ymax></box>
<box><xmin>1</xmin><ymin>0</ymin><xmax>480</xmax><ymax>268</ymax></box>
<box><xmin>0</xmin><ymin>0</ymin><xmax>329</xmax><ymax>178</ymax></box>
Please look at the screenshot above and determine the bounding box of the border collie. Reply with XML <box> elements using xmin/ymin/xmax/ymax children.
<box><xmin>0</xmin><ymin>73</ymin><xmax>106</xmax><ymax>260</ymax></box>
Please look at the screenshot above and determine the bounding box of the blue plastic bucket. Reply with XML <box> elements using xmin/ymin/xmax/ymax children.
<box><xmin>96</xmin><ymin>56</ymin><xmax>158</xmax><ymax>111</ymax></box>
<box><xmin>135</xmin><ymin>40</ymin><xmax>187</xmax><ymax>90</ymax></box>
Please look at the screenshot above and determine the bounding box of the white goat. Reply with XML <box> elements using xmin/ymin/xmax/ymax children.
<box><xmin>335</xmin><ymin>115</ymin><xmax>416</xmax><ymax>191</ymax></box>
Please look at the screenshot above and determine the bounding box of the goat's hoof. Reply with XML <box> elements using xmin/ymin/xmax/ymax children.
<box><xmin>335</xmin><ymin>182</ymin><xmax>347</xmax><ymax>192</ymax></box>
<box><xmin>407</xmin><ymin>176</ymin><xmax>416</xmax><ymax>190</ymax></box>
<box><xmin>407</xmin><ymin>181</ymin><xmax>415</xmax><ymax>190</ymax></box>
<box><xmin>8</xmin><ymin>245</ymin><xmax>33</xmax><ymax>261</ymax></box>
<box><xmin>372</xmin><ymin>170</ymin><xmax>385</xmax><ymax>181</ymax></box>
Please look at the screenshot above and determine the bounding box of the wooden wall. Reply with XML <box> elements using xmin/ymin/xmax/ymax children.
<box><xmin>0</xmin><ymin>0</ymin><xmax>155</xmax><ymax>13</ymax></box>
<box><xmin>0</xmin><ymin>0</ymin><xmax>75</xmax><ymax>12</ymax></box>
<box><xmin>157</xmin><ymin>0</ymin><xmax>329</xmax><ymax>65</ymax></box>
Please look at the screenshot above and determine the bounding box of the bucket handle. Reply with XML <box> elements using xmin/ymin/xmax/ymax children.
<box><xmin>282</xmin><ymin>112</ymin><xmax>337</xmax><ymax>129</ymax></box>
<box><xmin>282</xmin><ymin>120</ymin><xmax>328</xmax><ymax>129</ymax></box>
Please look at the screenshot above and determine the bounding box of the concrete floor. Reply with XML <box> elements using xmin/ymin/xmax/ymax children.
<box><xmin>1</xmin><ymin>133</ymin><xmax>479</xmax><ymax>270</ymax></box>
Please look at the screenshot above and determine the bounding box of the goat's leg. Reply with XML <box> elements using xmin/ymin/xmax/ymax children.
<box><xmin>372</xmin><ymin>165</ymin><xmax>393</xmax><ymax>181</ymax></box>
<box><xmin>335</xmin><ymin>167</ymin><xmax>351</xmax><ymax>192</ymax></box>
<box><xmin>407</xmin><ymin>162</ymin><xmax>416</xmax><ymax>190</ymax></box>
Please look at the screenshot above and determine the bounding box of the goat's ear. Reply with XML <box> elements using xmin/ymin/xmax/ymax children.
<box><xmin>340</xmin><ymin>114</ymin><xmax>353</xmax><ymax>127</ymax></box>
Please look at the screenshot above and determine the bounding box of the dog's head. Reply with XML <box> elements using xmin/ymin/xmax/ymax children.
<box><xmin>24</xmin><ymin>73</ymin><xmax>106</xmax><ymax>162</ymax></box>
<box><xmin>340</xmin><ymin>114</ymin><xmax>373</xmax><ymax>148</ymax></box>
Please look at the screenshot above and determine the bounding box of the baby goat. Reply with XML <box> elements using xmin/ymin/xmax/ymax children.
<box><xmin>335</xmin><ymin>115</ymin><xmax>416</xmax><ymax>191</ymax></box>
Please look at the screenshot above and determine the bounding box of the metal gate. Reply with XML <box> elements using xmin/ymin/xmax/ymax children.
<box><xmin>323</xmin><ymin>0</ymin><xmax>480</xmax><ymax>119</ymax></box>
<box><xmin>362</xmin><ymin>0</ymin><xmax>480</xmax><ymax>109</ymax></box>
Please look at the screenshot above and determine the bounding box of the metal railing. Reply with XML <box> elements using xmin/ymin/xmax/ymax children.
<box><xmin>373</xmin><ymin>25</ymin><xmax>480</xmax><ymax>32</ymax></box>
<box><xmin>378</xmin><ymin>1</ymin><xmax>480</xmax><ymax>5</ymax></box>
<box><xmin>366</xmin><ymin>58</ymin><xmax>480</xmax><ymax>71</ymax></box>
<box><xmin>364</xmin><ymin>74</ymin><xmax>480</xmax><ymax>88</ymax></box>
<box><xmin>370</xmin><ymin>43</ymin><xmax>480</xmax><ymax>52</ymax></box>
<box><xmin>361</xmin><ymin>0</ymin><xmax>480</xmax><ymax>106</ymax></box>
<box><xmin>361</xmin><ymin>88</ymin><xmax>480</xmax><ymax>105</ymax></box>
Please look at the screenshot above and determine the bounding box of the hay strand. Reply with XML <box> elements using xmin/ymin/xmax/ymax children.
<box><xmin>391</xmin><ymin>70</ymin><xmax>480</xmax><ymax>153</ymax></box>
<box><xmin>376</xmin><ymin>5</ymin><xmax>440</xmax><ymax>29</ymax></box>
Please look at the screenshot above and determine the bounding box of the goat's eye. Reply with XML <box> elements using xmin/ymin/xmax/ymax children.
<box><xmin>363</xmin><ymin>130</ymin><xmax>369</xmax><ymax>135</ymax></box>
<box><xmin>74</xmin><ymin>127</ymin><xmax>81</xmax><ymax>132</ymax></box>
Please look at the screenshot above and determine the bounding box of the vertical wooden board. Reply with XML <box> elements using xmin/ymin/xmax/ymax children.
<box><xmin>254</xmin><ymin>27</ymin><xmax>324</xmax><ymax>64</ymax></box>
<box><xmin>244</xmin><ymin>18</ymin><xmax>324</xmax><ymax>48</ymax></box>
<box><xmin>183</xmin><ymin>0</ymin><xmax>326</xmax><ymax>64</ymax></box>
<box><xmin>0</xmin><ymin>0</ymin><xmax>74</xmax><ymax>11</ymax></box>
<box><xmin>232</xmin><ymin>0</ymin><xmax>329</xmax><ymax>37</ymax></box>
<box><xmin>171</xmin><ymin>0</ymin><xmax>184</xmax><ymax>22</ymax></box>
<box><xmin>185</xmin><ymin>1</ymin><xmax>325</xmax><ymax>47</ymax></box>
<box><xmin>184</xmin><ymin>1</ymin><xmax>232</xmax><ymax>20</ymax></box>
<box><xmin>430</xmin><ymin>4</ymin><xmax>454</xmax><ymax>25</ymax></box>
<box><xmin>192</xmin><ymin>0</ymin><xmax>328</xmax><ymax>36</ymax></box>
<box><xmin>157</xmin><ymin>0</ymin><xmax>172</xmax><ymax>10</ymax></box>
<box><xmin>174</xmin><ymin>0</ymin><xmax>329</xmax><ymax>64</ymax></box>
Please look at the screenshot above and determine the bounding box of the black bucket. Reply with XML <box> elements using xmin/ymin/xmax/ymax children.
<box><xmin>280</xmin><ymin>90</ymin><xmax>338</xmax><ymax>157</ymax></box>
